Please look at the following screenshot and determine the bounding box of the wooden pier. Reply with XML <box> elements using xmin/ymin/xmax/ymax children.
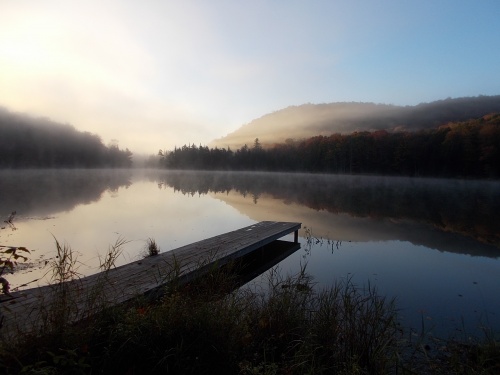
<box><xmin>0</xmin><ymin>221</ymin><xmax>301</xmax><ymax>337</ymax></box>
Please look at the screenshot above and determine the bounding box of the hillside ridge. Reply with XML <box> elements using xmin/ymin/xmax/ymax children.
<box><xmin>210</xmin><ymin>95</ymin><xmax>500</xmax><ymax>149</ymax></box>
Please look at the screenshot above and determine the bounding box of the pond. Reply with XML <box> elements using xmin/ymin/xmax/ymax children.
<box><xmin>1</xmin><ymin>169</ymin><xmax>499</xmax><ymax>339</ymax></box>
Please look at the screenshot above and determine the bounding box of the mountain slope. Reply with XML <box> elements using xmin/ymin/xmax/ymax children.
<box><xmin>0</xmin><ymin>107</ymin><xmax>132</xmax><ymax>168</ymax></box>
<box><xmin>210</xmin><ymin>95</ymin><xmax>500</xmax><ymax>149</ymax></box>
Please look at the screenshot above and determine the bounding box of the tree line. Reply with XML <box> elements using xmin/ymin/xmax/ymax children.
<box><xmin>158</xmin><ymin>114</ymin><xmax>500</xmax><ymax>178</ymax></box>
<box><xmin>0</xmin><ymin>108</ymin><xmax>132</xmax><ymax>168</ymax></box>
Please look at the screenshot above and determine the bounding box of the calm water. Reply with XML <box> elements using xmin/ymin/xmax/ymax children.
<box><xmin>1</xmin><ymin>169</ymin><xmax>499</xmax><ymax>338</ymax></box>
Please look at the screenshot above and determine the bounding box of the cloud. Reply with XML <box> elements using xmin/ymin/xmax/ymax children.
<box><xmin>0</xmin><ymin>1</ymin><xmax>349</xmax><ymax>153</ymax></box>
<box><xmin>1</xmin><ymin>1</ymin><xmax>499</xmax><ymax>153</ymax></box>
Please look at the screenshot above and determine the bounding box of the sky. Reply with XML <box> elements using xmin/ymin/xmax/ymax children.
<box><xmin>1</xmin><ymin>1</ymin><xmax>499</xmax><ymax>154</ymax></box>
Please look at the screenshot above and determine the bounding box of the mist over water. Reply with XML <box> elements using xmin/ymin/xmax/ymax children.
<box><xmin>1</xmin><ymin>169</ymin><xmax>499</xmax><ymax>338</ymax></box>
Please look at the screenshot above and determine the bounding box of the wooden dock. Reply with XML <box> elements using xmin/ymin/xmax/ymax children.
<box><xmin>0</xmin><ymin>221</ymin><xmax>301</xmax><ymax>338</ymax></box>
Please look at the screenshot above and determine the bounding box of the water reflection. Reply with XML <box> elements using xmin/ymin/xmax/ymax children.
<box><xmin>0</xmin><ymin>170</ymin><xmax>256</xmax><ymax>290</ymax></box>
<box><xmin>2</xmin><ymin>169</ymin><xmax>499</xmax><ymax>259</ymax></box>
<box><xmin>224</xmin><ymin>240</ymin><xmax>301</xmax><ymax>292</ymax></box>
<box><xmin>154</xmin><ymin>170</ymin><xmax>500</xmax><ymax>256</ymax></box>
<box><xmin>0</xmin><ymin>169</ymin><xmax>132</xmax><ymax>217</ymax></box>
<box><xmin>1</xmin><ymin>169</ymin><xmax>499</xmax><ymax>337</ymax></box>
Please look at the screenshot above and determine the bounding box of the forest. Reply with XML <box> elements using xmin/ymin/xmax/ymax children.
<box><xmin>0</xmin><ymin>108</ymin><xmax>132</xmax><ymax>168</ymax></box>
<box><xmin>159</xmin><ymin>114</ymin><xmax>500</xmax><ymax>178</ymax></box>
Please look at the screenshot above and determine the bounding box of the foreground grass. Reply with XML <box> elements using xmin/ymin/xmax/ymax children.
<box><xmin>0</xmin><ymin>261</ymin><xmax>499</xmax><ymax>374</ymax></box>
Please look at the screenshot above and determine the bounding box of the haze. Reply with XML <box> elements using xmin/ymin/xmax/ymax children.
<box><xmin>1</xmin><ymin>1</ymin><xmax>499</xmax><ymax>154</ymax></box>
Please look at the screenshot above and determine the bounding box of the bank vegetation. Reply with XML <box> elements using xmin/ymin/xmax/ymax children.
<box><xmin>0</xmin><ymin>242</ymin><xmax>499</xmax><ymax>374</ymax></box>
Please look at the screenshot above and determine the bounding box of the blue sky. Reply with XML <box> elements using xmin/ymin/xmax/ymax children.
<box><xmin>1</xmin><ymin>0</ymin><xmax>499</xmax><ymax>153</ymax></box>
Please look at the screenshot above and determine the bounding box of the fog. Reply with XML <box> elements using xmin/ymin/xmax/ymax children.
<box><xmin>155</xmin><ymin>170</ymin><xmax>500</xmax><ymax>256</ymax></box>
<box><xmin>2</xmin><ymin>169</ymin><xmax>497</xmax><ymax>259</ymax></box>
<box><xmin>0</xmin><ymin>170</ymin><xmax>500</xmax><ymax>256</ymax></box>
<box><xmin>2</xmin><ymin>2</ymin><xmax>499</xmax><ymax>153</ymax></box>
<box><xmin>211</xmin><ymin>96</ymin><xmax>500</xmax><ymax>149</ymax></box>
<box><xmin>0</xmin><ymin>169</ymin><xmax>131</xmax><ymax>217</ymax></box>
<box><xmin>0</xmin><ymin>108</ymin><xmax>132</xmax><ymax>168</ymax></box>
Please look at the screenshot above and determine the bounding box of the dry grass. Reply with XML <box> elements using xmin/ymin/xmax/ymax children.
<box><xmin>0</xmin><ymin>242</ymin><xmax>498</xmax><ymax>374</ymax></box>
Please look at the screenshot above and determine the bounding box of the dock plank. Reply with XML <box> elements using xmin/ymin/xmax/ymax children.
<box><xmin>0</xmin><ymin>221</ymin><xmax>300</xmax><ymax>337</ymax></box>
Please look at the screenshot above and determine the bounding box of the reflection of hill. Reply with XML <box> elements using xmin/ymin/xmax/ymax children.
<box><xmin>0</xmin><ymin>169</ymin><xmax>132</xmax><ymax>217</ymax></box>
<box><xmin>154</xmin><ymin>171</ymin><xmax>500</xmax><ymax>253</ymax></box>
<box><xmin>212</xmin><ymin>191</ymin><xmax>500</xmax><ymax>258</ymax></box>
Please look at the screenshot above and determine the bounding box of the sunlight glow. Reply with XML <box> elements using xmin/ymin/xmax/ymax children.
<box><xmin>0</xmin><ymin>0</ymin><xmax>499</xmax><ymax>153</ymax></box>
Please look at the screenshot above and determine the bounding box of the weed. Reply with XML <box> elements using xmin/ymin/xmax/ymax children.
<box><xmin>99</xmin><ymin>236</ymin><xmax>128</xmax><ymax>272</ymax></box>
<box><xmin>0</xmin><ymin>245</ymin><xmax>30</xmax><ymax>294</ymax></box>
<box><xmin>0</xmin><ymin>211</ymin><xmax>31</xmax><ymax>295</ymax></box>
<box><xmin>145</xmin><ymin>237</ymin><xmax>160</xmax><ymax>257</ymax></box>
<box><xmin>3</xmin><ymin>211</ymin><xmax>16</xmax><ymax>230</ymax></box>
<box><xmin>49</xmin><ymin>236</ymin><xmax>82</xmax><ymax>284</ymax></box>
<box><xmin>0</xmin><ymin>242</ymin><xmax>498</xmax><ymax>374</ymax></box>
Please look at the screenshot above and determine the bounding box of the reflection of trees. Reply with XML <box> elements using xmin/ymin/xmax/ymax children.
<box><xmin>155</xmin><ymin>171</ymin><xmax>500</xmax><ymax>247</ymax></box>
<box><xmin>0</xmin><ymin>170</ymin><xmax>132</xmax><ymax>217</ymax></box>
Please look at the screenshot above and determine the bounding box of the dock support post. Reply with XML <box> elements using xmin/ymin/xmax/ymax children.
<box><xmin>294</xmin><ymin>230</ymin><xmax>298</xmax><ymax>243</ymax></box>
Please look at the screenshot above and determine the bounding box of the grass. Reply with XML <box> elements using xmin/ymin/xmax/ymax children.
<box><xmin>145</xmin><ymin>237</ymin><xmax>160</xmax><ymax>257</ymax></box>
<box><xmin>0</xmin><ymin>241</ymin><xmax>499</xmax><ymax>374</ymax></box>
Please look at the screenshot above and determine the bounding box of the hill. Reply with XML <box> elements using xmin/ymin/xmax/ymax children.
<box><xmin>164</xmin><ymin>113</ymin><xmax>500</xmax><ymax>178</ymax></box>
<box><xmin>210</xmin><ymin>95</ymin><xmax>500</xmax><ymax>149</ymax></box>
<box><xmin>0</xmin><ymin>107</ymin><xmax>132</xmax><ymax>168</ymax></box>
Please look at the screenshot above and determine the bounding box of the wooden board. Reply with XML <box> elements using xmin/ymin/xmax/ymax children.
<box><xmin>0</xmin><ymin>221</ymin><xmax>301</xmax><ymax>337</ymax></box>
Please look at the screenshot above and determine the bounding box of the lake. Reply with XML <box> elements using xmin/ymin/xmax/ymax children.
<box><xmin>1</xmin><ymin>169</ymin><xmax>499</xmax><ymax>339</ymax></box>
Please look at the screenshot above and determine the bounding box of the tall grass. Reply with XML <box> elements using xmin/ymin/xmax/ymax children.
<box><xmin>0</xmin><ymin>241</ymin><xmax>498</xmax><ymax>374</ymax></box>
